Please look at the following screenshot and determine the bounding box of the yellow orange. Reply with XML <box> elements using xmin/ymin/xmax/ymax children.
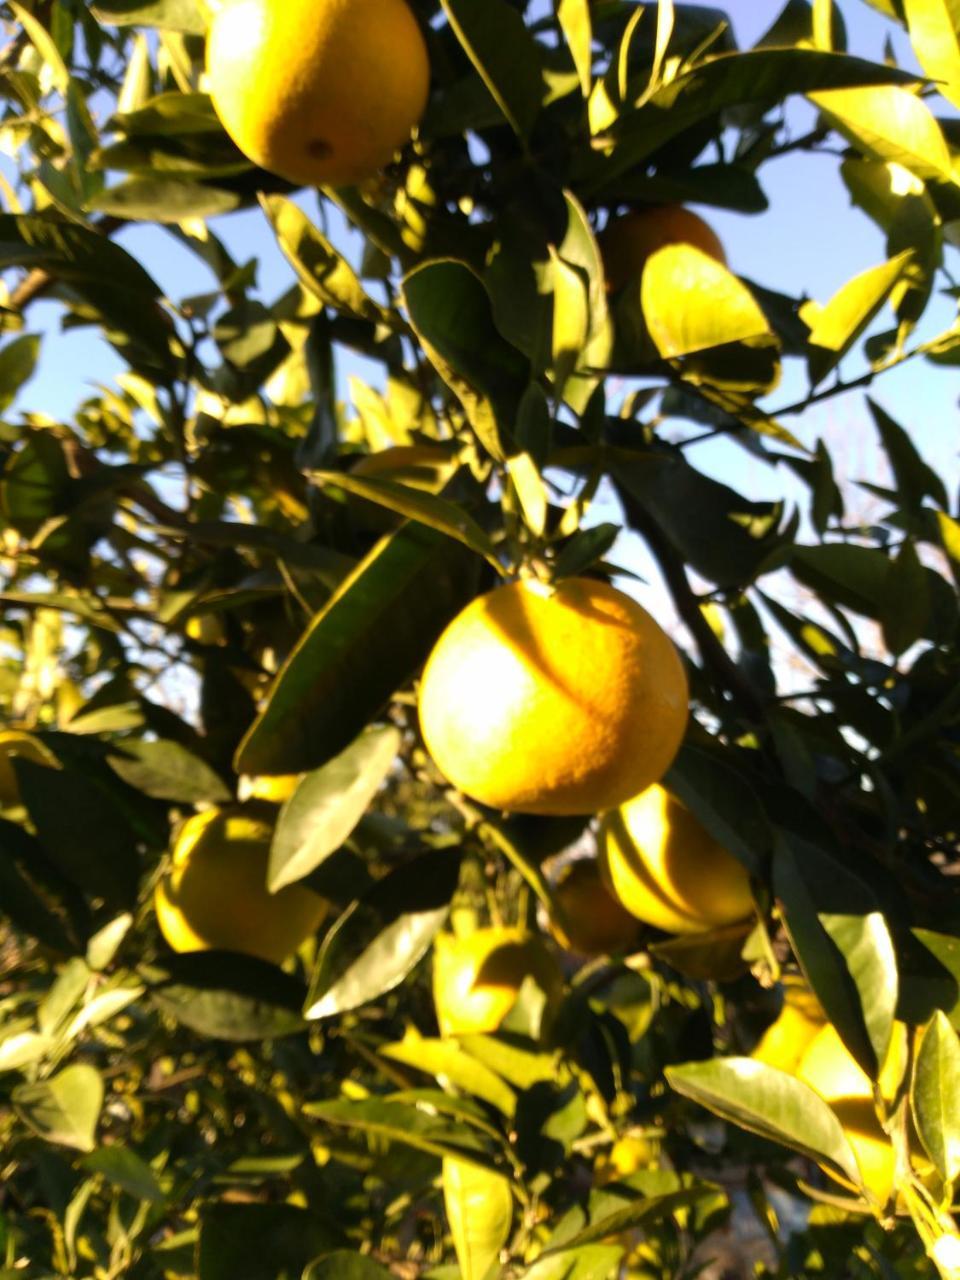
<box><xmin>155</xmin><ymin>807</ymin><xmax>328</xmax><ymax>966</ymax></box>
<box><xmin>432</xmin><ymin>927</ymin><xmax>563</xmax><ymax>1037</ymax></box>
<box><xmin>599</xmin><ymin>784</ymin><xmax>753</xmax><ymax>934</ymax></box>
<box><xmin>550</xmin><ymin>859</ymin><xmax>640</xmax><ymax>957</ymax></box>
<box><xmin>206</xmin><ymin>0</ymin><xmax>430</xmax><ymax>188</ymax></box>
<box><xmin>752</xmin><ymin>977</ymin><xmax>826</xmax><ymax>1074</ymax></box>
<box><xmin>419</xmin><ymin>578</ymin><xmax>688</xmax><ymax>816</ymax></box>
<box><xmin>239</xmin><ymin>774</ymin><xmax>302</xmax><ymax>804</ymax></box>
<box><xmin>600</xmin><ymin>206</ymin><xmax>726</xmax><ymax>294</ymax></box>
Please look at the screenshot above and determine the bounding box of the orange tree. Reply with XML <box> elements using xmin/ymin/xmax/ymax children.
<box><xmin>1</xmin><ymin>1</ymin><xmax>960</xmax><ymax>1278</ymax></box>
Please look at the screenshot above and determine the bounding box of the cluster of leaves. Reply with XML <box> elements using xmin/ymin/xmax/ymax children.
<box><xmin>1</xmin><ymin>0</ymin><xmax>960</xmax><ymax>1277</ymax></box>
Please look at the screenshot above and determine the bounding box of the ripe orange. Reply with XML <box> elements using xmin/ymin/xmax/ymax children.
<box><xmin>155</xmin><ymin>807</ymin><xmax>328</xmax><ymax>966</ymax></box>
<box><xmin>418</xmin><ymin>578</ymin><xmax>688</xmax><ymax>816</ymax></box>
<box><xmin>752</xmin><ymin>977</ymin><xmax>826</xmax><ymax>1074</ymax></box>
<box><xmin>206</xmin><ymin>0</ymin><xmax>430</xmax><ymax>188</ymax></box>
<box><xmin>550</xmin><ymin>859</ymin><xmax>640</xmax><ymax>957</ymax></box>
<box><xmin>599</xmin><ymin>784</ymin><xmax>753</xmax><ymax>934</ymax></box>
<box><xmin>600</xmin><ymin>206</ymin><xmax>726</xmax><ymax>294</ymax></box>
<box><xmin>433</xmin><ymin>927</ymin><xmax>563</xmax><ymax>1036</ymax></box>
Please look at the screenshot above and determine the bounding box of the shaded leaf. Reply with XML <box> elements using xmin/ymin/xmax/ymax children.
<box><xmin>107</xmin><ymin>739</ymin><xmax>231</xmax><ymax>805</ymax></box>
<box><xmin>912</xmin><ymin>1011</ymin><xmax>960</xmax><ymax>1181</ymax></box>
<box><xmin>304</xmin><ymin>1255</ymin><xmax>392</xmax><ymax>1280</ymax></box>
<box><xmin>199</xmin><ymin>1204</ymin><xmax>342</xmax><ymax>1280</ymax></box>
<box><xmin>146</xmin><ymin>952</ymin><xmax>307</xmax><ymax>1042</ymax></box>
<box><xmin>305</xmin><ymin>1095</ymin><xmax>498</xmax><ymax>1169</ymax></box>
<box><xmin>439</xmin><ymin>0</ymin><xmax>544</xmax><ymax>136</ymax></box>
<box><xmin>82</xmin><ymin>1146</ymin><xmax>165</xmax><ymax>1203</ymax></box>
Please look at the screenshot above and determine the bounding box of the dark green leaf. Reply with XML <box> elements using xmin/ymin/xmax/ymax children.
<box><xmin>91</xmin><ymin>178</ymin><xmax>241</xmax><ymax>222</ymax></box>
<box><xmin>912</xmin><ymin>1011</ymin><xmax>960</xmax><ymax>1181</ymax></box>
<box><xmin>0</xmin><ymin>335</ymin><xmax>41</xmax><ymax>413</ymax></box>
<box><xmin>107</xmin><ymin>739</ymin><xmax>231</xmax><ymax>805</ymax></box>
<box><xmin>303</xmin><ymin>1254</ymin><xmax>391</xmax><ymax>1280</ymax></box>
<box><xmin>439</xmin><ymin>0</ymin><xmax>544</xmax><ymax>136</ymax></box>
<box><xmin>146</xmin><ymin>953</ymin><xmax>307</xmax><ymax>1042</ymax></box>
<box><xmin>199</xmin><ymin>1204</ymin><xmax>342</xmax><ymax>1280</ymax></box>
<box><xmin>304</xmin><ymin>847</ymin><xmax>461</xmax><ymax>1018</ymax></box>
<box><xmin>235</xmin><ymin>523</ymin><xmax>480</xmax><ymax>776</ymax></box>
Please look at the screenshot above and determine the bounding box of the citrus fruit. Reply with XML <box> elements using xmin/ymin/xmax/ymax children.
<box><xmin>239</xmin><ymin>774</ymin><xmax>302</xmax><ymax>804</ymax></box>
<box><xmin>155</xmin><ymin>807</ymin><xmax>328</xmax><ymax>965</ymax></box>
<box><xmin>550</xmin><ymin>859</ymin><xmax>640</xmax><ymax>957</ymax></box>
<box><xmin>433</xmin><ymin>926</ymin><xmax>563</xmax><ymax>1036</ymax></box>
<box><xmin>0</xmin><ymin>730</ymin><xmax>60</xmax><ymax>808</ymax></box>
<box><xmin>595</xmin><ymin>1135</ymin><xmax>657</xmax><ymax>1185</ymax></box>
<box><xmin>600</xmin><ymin>206</ymin><xmax>726</xmax><ymax>293</ymax></box>
<box><xmin>752</xmin><ymin>977</ymin><xmax>826</xmax><ymax>1073</ymax></box>
<box><xmin>797</xmin><ymin>1023</ymin><xmax>896</xmax><ymax>1205</ymax></box>
<box><xmin>206</xmin><ymin>0</ymin><xmax>430</xmax><ymax>188</ymax></box>
<box><xmin>419</xmin><ymin>578</ymin><xmax>688</xmax><ymax>816</ymax></box>
<box><xmin>599</xmin><ymin>784</ymin><xmax>753</xmax><ymax>934</ymax></box>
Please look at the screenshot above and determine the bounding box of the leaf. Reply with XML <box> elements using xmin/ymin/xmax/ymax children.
<box><xmin>146</xmin><ymin>953</ymin><xmax>308</xmax><ymax>1042</ymax></box>
<box><xmin>12</xmin><ymin>1064</ymin><xmax>104</xmax><ymax>1152</ymax></box>
<box><xmin>868</xmin><ymin>397</ymin><xmax>948</xmax><ymax>509</ymax></box>
<box><xmin>82</xmin><ymin>1146</ymin><xmax>165</xmax><ymax>1203</ymax></box>
<box><xmin>819</xmin><ymin>913</ymin><xmax>898</xmax><ymax>1071</ymax></box>
<box><xmin>309</xmin><ymin>470</ymin><xmax>503</xmax><ymax>573</ymax></box>
<box><xmin>439</xmin><ymin>0</ymin><xmax>544</xmax><ymax>137</ymax></box>
<box><xmin>304</xmin><ymin>1096</ymin><xmax>497</xmax><ymax>1169</ymax></box>
<box><xmin>522</xmin><ymin>1245</ymin><xmax>625</xmax><ymax>1280</ymax></box>
<box><xmin>809</xmin><ymin>85</ymin><xmax>952</xmax><ymax>181</ymax></box>
<box><xmin>304</xmin><ymin>1255</ymin><xmax>392</xmax><ymax>1280</ymax></box>
<box><xmin>642</xmin><ymin>245</ymin><xmax>774</xmax><ymax>357</ymax></box>
<box><xmin>0</xmin><ymin>1032</ymin><xmax>54</xmax><ymax>1072</ymax></box>
<box><xmin>881</xmin><ymin>538</ymin><xmax>929</xmax><ymax>656</ymax></box>
<box><xmin>90</xmin><ymin>0</ymin><xmax>207</xmax><ymax>33</ymax></box>
<box><xmin>198</xmin><ymin>1204</ymin><xmax>342</xmax><ymax>1280</ymax></box>
<box><xmin>558</xmin><ymin>0</ymin><xmax>593</xmax><ymax>98</ymax></box>
<box><xmin>912</xmin><ymin>1011</ymin><xmax>960</xmax><ymax>1181</ymax></box>
<box><xmin>444</xmin><ymin>1157</ymin><xmax>513</xmax><ymax>1280</ymax></box>
<box><xmin>806</xmin><ymin>251</ymin><xmax>913</xmax><ymax>385</ymax></box>
<box><xmin>235</xmin><ymin>523</ymin><xmax>480</xmax><ymax>776</ymax></box>
<box><xmin>91</xmin><ymin>178</ymin><xmax>241</xmax><ymax>222</ymax></box>
<box><xmin>269</xmin><ymin>725</ymin><xmax>400</xmax><ymax>892</ymax></box>
<box><xmin>304</xmin><ymin>847</ymin><xmax>461</xmax><ymax>1019</ymax></box>
<box><xmin>10</xmin><ymin>2</ymin><xmax>69</xmax><ymax>94</ymax></box>
<box><xmin>913</xmin><ymin>930</ymin><xmax>960</xmax><ymax>1026</ymax></box>
<box><xmin>540</xmin><ymin>1190</ymin><xmax>707</xmax><ymax>1254</ymax></box>
<box><xmin>261</xmin><ymin>196</ymin><xmax>394</xmax><ymax>327</ymax></box>
<box><xmin>107</xmin><ymin>739</ymin><xmax>231</xmax><ymax>804</ymax></box>
<box><xmin>665</xmin><ymin>745</ymin><xmax>772</xmax><ymax>878</ymax></box>
<box><xmin>402</xmin><ymin>260</ymin><xmax>530</xmax><ymax>462</ymax></box>
<box><xmin>382</xmin><ymin>1032</ymin><xmax>517</xmax><ymax>1116</ymax></box>
<box><xmin>17</xmin><ymin>760</ymin><xmax>140</xmax><ymax>908</ymax></box>
<box><xmin>904</xmin><ymin>0</ymin><xmax>960</xmax><ymax>111</ymax></box>
<box><xmin>0</xmin><ymin>335</ymin><xmax>41</xmax><ymax>413</ymax></box>
<box><xmin>0</xmin><ymin>215</ymin><xmax>174</xmax><ymax>376</ymax></box>
<box><xmin>666</xmin><ymin>1058</ymin><xmax>863</xmax><ymax>1188</ymax></box>
<box><xmin>551</xmin><ymin>251</ymin><xmax>590</xmax><ymax>400</ymax></box>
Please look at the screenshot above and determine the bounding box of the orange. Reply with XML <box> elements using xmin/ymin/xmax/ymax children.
<box><xmin>206</xmin><ymin>0</ymin><xmax>430</xmax><ymax>188</ymax></box>
<box><xmin>600</xmin><ymin>206</ymin><xmax>726</xmax><ymax>294</ymax></box>
<box><xmin>752</xmin><ymin>977</ymin><xmax>826</xmax><ymax>1074</ymax></box>
<box><xmin>418</xmin><ymin>578</ymin><xmax>688</xmax><ymax>816</ymax></box>
<box><xmin>432</xmin><ymin>927</ymin><xmax>563</xmax><ymax>1037</ymax></box>
<box><xmin>550</xmin><ymin>859</ymin><xmax>640</xmax><ymax>956</ymax></box>
<box><xmin>155</xmin><ymin>807</ymin><xmax>328</xmax><ymax>966</ymax></box>
<box><xmin>797</xmin><ymin>1024</ymin><xmax>896</xmax><ymax>1205</ymax></box>
<box><xmin>0</xmin><ymin>730</ymin><xmax>60</xmax><ymax>809</ymax></box>
<box><xmin>599</xmin><ymin>784</ymin><xmax>753</xmax><ymax>934</ymax></box>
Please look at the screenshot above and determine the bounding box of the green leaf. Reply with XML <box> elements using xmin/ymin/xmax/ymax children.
<box><xmin>522</xmin><ymin>1245</ymin><xmax>625</xmax><ymax>1280</ymax></box>
<box><xmin>809</xmin><ymin>85</ymin><xmax>952</xmax><ymax>180</ymax></box>
<box><xmin>261</xmin><ymin>196</ymin><xmax>395</xmax><ymax>327</ymax></box>
<box><xmin>82</xmin><ymin>1146</ymin><xmax>165</xmax><ymax>1203</ymax></box>
<box><xmin>819</xmin><ymin>913</ymin><xmax>898</xmax><ymax>1072</ymax></box>
<box><xmin>444</xmin><ymin>1157</ymin><xmax>513</xmax><ymax>1280</ymax></box>
<box><xmin>789</xmin><ymin>543</ymin><xmax>890</xmax><ymax>618</ymax></box>
<box><xmin>0</xmin><ymin>215</ymin><xmax>174</xmax><ymax>376</ymax></box>
<box><xmin>912</xmin><ymin>1011</ymin><xmax>960</xmax><ymax>1181</ymax></box>
<box><xmin>0</xmin><ymin>335</ymin><xmax>41</xmax><ymax>414</ymax></box>
<box><xmin>304</xmin><ymin>1096</ymin><xmax>498</xmax><ymax>1169</ymax></box>
<box><xmin>12</xmin><ymin>1064</ymin><xmax>104</xmax><ymax>1152</ymax></box>
<box><xmin>304</xmin><ymin>847</ymin><xmax>461</xmax><ymax>1019</ymax></box>
<box><xmin>91</xmin><ymin>178</ymin><xmax>241</xmax><ymax>222</ymax></box>
<box><xmin>664</xmin><ymin>745</ymin><xmax>771</xmax><ymax>878</ymax></box>
<box><xmin>269</xmin><ymin>725</ymin><xmax>401</xmax><ymax>892</ymax></box>
<box><xmin>304</xmin><ymin>1255</ymin><xmax>392</xmax><ymax>1280</ymax></box>
<box><xmin>913</xmin><ymin>929</ymin><xmax>960</xmax><ymax>1027</ymax></box>
<box><xmin>881</xmin><ymin>538</ymin><xmax>929</xmax><ymax>656</ymax></box>
<box><xmin>146</xmin><ymin>953</ymin><xmax>307</xmax><ymax>1042</ymax></box>
<box><xmin>235</xmin><ymin>523</ymin><xmax>480</xmax><ymax>776</ymax></box>
<box><xmin>107</xmin><ymin>739</ymin><xmax>231</xmax><ymax>805</ymax></box>
<box><xmin>642</xmin><ymin>245</ymin><xmax>773</xmax><ymax>357</ymax></box>
<box><xmin>10</xmin><ymin>1</ymin><xmax>70</xmax><ymax>94</ymax></box>
<box><xmin>539</xmin><ymin>1190</ymin><xmax>707</xmax><ymax>1254</ymax></box>
<box><xmin>382</xmin><ymin>1032</ymin><xmax>517</xmax><ymax>1116</ymax></box>
<box><xmin>868</xmin><ymin>397</ymin><xmax>948</xmax><ymax>509</ymax></box>
<box><xmin>90</xmin><ymin>0</ymin><xmax>207</xmax><ymax>32</ymax></box>
<box><xmin>439</xmin><ymin>0</ymin><xmax>544</xmax><ymax>137</ymax></box>
<box><xmin>402</xmin><ymin>260</ymin><xmax>530</xmax><ymax>462</ymax></box>
<box><xmin>904</xmin><ymin>0</ymin><xmax>960</xmax><ymax>110</ymax></box>
<box><xmin>666</xmin><ymin>1058</ymin><xmax>863</xmax><ymax>1188</ymax></box>
<box><xmin>198</xmin><ymin>1204</ymin><xmax>342</xmax><ymax>1280</ymax></box>
<box><xmin>309</xmin><ymin>470</ymin><xmax>503</xmax><ymax>573</ymax></box>
<box><xmin>806</xmin><ymin>251</ymin><xmax>913</xmax><ymax>385</ymax></box>
<box><xmin>558</xmin><ymin>0</ymin><xmax>593</xmax><ymax>97</ymax></box>
<box><xmin>17</xmin><ymin>760</ymin><xmax>140</xmax><ymax>908</ymax></box>
<box><xmin>551</xmin><ymin>251</ymin><xmax>590</xmax><ymax>400</ymax></box>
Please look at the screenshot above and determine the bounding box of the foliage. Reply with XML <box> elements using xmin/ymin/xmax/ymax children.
<box><xmin>0</xmin><ymin>1</ymin><xmax>959</xmax><ymax>1278</ymax></box>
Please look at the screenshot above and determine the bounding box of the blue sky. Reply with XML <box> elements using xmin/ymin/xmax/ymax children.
<box><xmin>12</xmin><ymin>0</ymin><xmax>959</xmax><ymax>512</ymax></box>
